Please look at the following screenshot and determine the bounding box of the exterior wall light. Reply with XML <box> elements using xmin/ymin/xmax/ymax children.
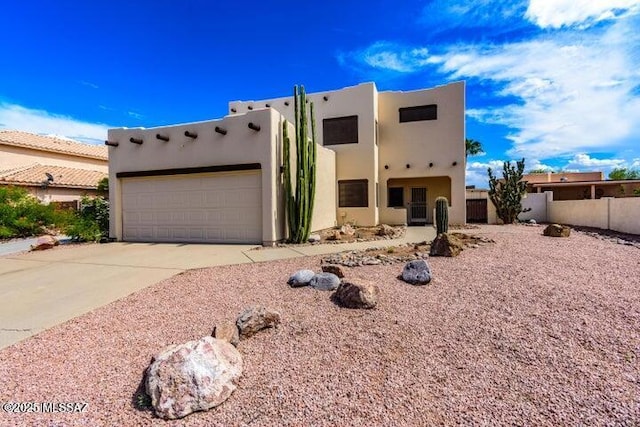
<box><xmin>284</xmin><ymin>101</ymin><xmax>289</xmax><ymax>106</ymax></box>
<box><xmin>384</xmin><ymin>165</ymin><xmax>389</xmax><ymax>169</ymax></box>
<box><xmin>105</xmin><ymin>141</ymin><xmax>119</xmax><ymax>147</ymax></box>
<box><xmin>156</xmin><ymin>134</ymin><xmax>170</xmax><ymax>141</ymax></box>
<box><xmin>230</xmin><ymin>108</ymin><xmax>237</xmax><ymax>113</ymax></box>
<box><xmin>429</xmin><ymin>162</ymin><xmax>434</xmax><ymax>167</ymax></box>
<box><xmin>248</xmin><ymin>122</ymin><xmax>261</xmax><ymax>131</ymax></box>
<box><xmin>406</xmin><ymin>164</ymin><xmax>411</xmax><ymax>169</ymax></box>
<box><xmin>323</xmin><ymin>96</ymin><xmax>329</xmax><ymax>101</ymax></box>
<box><xmin>452</xmin><ymin>161</ymin><xmax>457</xmax><ymax>166</ymax></box>
<box><xmin>184</xmin><ymin>131</ymin><xmax>198</xmax><ymax>139</ymax></box>
<box><xmin>247</xmin><ymin>105</ymin><xmax>253</xmax><ymax>110</ymax></box>
<box><xmin>265</xmin><ymin>103</ymin><xmax>270</xmax><ymax>107</ymax></box>
<box><xmin>129</xmin><ymin>137</ymin><xmax>143</xmax><ymax>145</ymax></box>
<box><xmin>214</xmin><ymin>126</ymin><xmax>227</xmax><ymax>135</ymax></box>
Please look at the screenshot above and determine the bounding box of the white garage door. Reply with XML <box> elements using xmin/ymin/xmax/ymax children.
<box><xmin>121</xmin><ymin>171</ymin><xmax>262</xmax><ymax>243</ymax></box>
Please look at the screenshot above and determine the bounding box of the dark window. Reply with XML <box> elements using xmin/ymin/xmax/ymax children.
<box><xmin>399</xmin><ymin>104</ymin><xmax>437</xmax><ymax>123</ymax></box>
<box><xmin>338</xmin><ymin>179</ymin><xmax>368</xmax><ymax>207</ymax></box>
<box><xmin>388</xmin><ymin>187</ymin><xmax>404</xmax><ymax>207</ymax></box>
<box><xmin>323</xmin><ymin>115</ymin><xmax>358</xmax><ymax>145</ymax></box>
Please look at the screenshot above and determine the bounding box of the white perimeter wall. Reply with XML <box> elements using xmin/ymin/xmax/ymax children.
<box><xmin>520</xmin><ymin>193</ymin><xmax>549</xmax><ymax>223</ymax></box>
<box><xmin>521</xmin><ymin>192</ymin><xmax>640</xmax><ymax>235</ymax></box>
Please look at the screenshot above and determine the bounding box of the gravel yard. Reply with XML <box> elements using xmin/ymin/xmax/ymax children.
<box><xmin>0</xmin><ymin>224</ymin><xmax>638</xmax><ymax>426</ymax></box>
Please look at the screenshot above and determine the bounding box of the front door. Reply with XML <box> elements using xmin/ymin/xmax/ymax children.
<box><xmin>409</xmin><ymin>187</ymin><xmax>427</xmax><ymax>225</ymax></box>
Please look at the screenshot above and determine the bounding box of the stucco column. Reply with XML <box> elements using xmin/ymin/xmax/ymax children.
<box><xmin>590</xmin><ymin>185</ymin><xmax>596</xmax><ymax>200</ymax></box>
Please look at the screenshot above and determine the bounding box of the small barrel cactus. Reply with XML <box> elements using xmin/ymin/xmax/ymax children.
<box><xmin>435</xmin><ymin>196</ymin><xmax>449</xmax><ymax>235</ymax></box>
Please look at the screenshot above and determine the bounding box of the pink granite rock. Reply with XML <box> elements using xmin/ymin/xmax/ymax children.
<box><xmin>145</xmin><ymin>336</ymin><xmax>243</xmax><ymax>420</ymax></box>
<box><xmin>30</xmin><ymin>235</ymin><xmax>59</xmax><ymax>251</ymax></box>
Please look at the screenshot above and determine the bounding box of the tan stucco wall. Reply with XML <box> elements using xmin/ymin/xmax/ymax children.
<box><xmin>519</xmin><ymin>192</ymin><xmax>549</xmax><ymax>222</ymax></box>
<box><xmin>231</xmin><ymin>83</ymin><xmax>379</xmax><ymax>226</ymax></box>
<box><xmin>311</xmin><ymin>143</ymin><xmax>337</xmax><ymax>232</ymax></box>
<box><xmin>524</xmin><ymin>171</ymin><xmax>604</xmax><ymax>184</ymax></box>
<box><xmin>108</xmin><ymin>109</ymin><xmax>335</xmax><ymax>245</ymax></box>
<box><xmin>378</xmin><ymin>82</ymin><xmax>466</xmax><ymax>224</ymax></box>
<box><xmin>609</xmin><ymin>197</ymin><xmax>640</xmax><ymax>234</ymax></box>
<box><xmin>231</xmin><ymin>82</ymin><xmax>465</xmax><ymax>227</ymax></box>
<box><xmin>548</xmin><ymin>199</ymin><xmax>609</xmax><ymax>230</ymax></box>
<box><xmin>108</xmin><ymin>109</ymin><xmax>282</xmax><ymax>245</ymax></box>
<box><xmin>0</xmin><ymin>145</ymin><xmax>107</xmax><ymax>172</ymax></box>
<box><xmin>21</xmin><ymin>186</ymin><xmax>98</xmax><ymax>203</ymax></box>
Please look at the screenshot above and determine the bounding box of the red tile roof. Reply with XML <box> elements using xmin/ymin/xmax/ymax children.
<box><xmin>0</xmin><ymin>164</ymin><xmax>107</xmax><ymax>189</ymax></box>
<box><xmin>0</xmin><ymin>130</ymin><xmax>107</xmax><ymax>160</ymax></box>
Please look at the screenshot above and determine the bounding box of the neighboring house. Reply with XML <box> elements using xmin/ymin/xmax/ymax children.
<box><xmin>107</xmin><ymin>82</ymin><xmax>465</xmax><ymax>245</ymax></box>
<box><xmin>524</xmin><ymin>171</ymin><xmax>640</xmax><ymax>200</ymax></box>
<box><xmin>0</xmin><ymin>130</ymin><xmax>108</xmax><ymax>204</ymax></box>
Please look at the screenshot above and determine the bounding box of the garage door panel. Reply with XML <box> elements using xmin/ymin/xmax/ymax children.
<box><xmin>122</xmin><ymin>171</ymin><xmax>262</xmax><ymax>243</ymax></box>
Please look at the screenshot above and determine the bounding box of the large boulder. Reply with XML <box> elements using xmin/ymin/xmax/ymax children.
<box><xmin>401</xmin><ymin>259</ymin><xmax>432</xmax><ymax>285</ymax></box>
<box><xmin>212</xmin><ymin>321</ymin><xmax>239</xmax><ymax>347</ymax></box>
<box><xmin>543</xmin><ymin>224</ymin><xmax>571</xmax><ymax>237</ymax></box>
<box><xmin>321</xmin><ymin>264</ymin><xmax>345</xmax><ymax>278</ymax></box>
<box><xmin>145</xmin><ymin>336</ymin><xmax>242</xmax><ymax>420</ymax></box>
<box><xmin>236</xmin><ymin>306</ymin><xmax>281</xmax><ymax>339</ymax></box>
<box><xmin>429</xmin><ymin>233</ymin><xmax>463</xmax><ymax>257</ymax></box>
<box><xmin>309</xmin><ymin>272</ymin><xmax>341</xmax><ymax>291</ymax></box>
<box><xmin>287</xmin><ymin>269</ymin><xmax>315</xmax><ymax>288</ymax></box>
<box><xmin>30</xmin><ymin>235</ymin><xmax>59</xmax><ymax>251</ymax></box>
<box><xmin>333</xmin><ymin>281</ymin><xmax>379</xmax><ymax>309</ymax></box>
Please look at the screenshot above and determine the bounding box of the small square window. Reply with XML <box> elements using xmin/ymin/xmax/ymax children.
<box><xmin>399</xmin><ymin>105</ymin><xmax>437</xmax><ymax>123</ymax></box>
<box><xmin>388</xmin><ymin>187</ymin><xmax>404</xmax><ymax>207</ymax></box>
<box><xmin>338</xmin><ymin>179</ymin><xmax>368</xmax><ymax>207</ymax></box>
<box><xmin>323</xmin><ymin>115</ymin><xmax>358</xmax><ymax>145</ymax></box>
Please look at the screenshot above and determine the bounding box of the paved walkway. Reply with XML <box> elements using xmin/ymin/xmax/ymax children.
<box><xmin>0</xmin><ymin>226</ymin><xmax>435</xmax><ymax>349</ymax></box>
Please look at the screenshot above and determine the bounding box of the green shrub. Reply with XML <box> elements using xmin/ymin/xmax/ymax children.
<box><xmin>0</xmin><ymin>186</ymin><xmax>68</xmax><ymax>238</ymax></box>
<box><xmin>65</xmin><ymin>196</ymin><xmax>109</xmax><ymax>242</ymax></box>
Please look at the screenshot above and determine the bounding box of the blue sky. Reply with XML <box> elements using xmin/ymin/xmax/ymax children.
<box><xmin>1</xmin><ymin>0</ymin><xmax>639</xmax><ymax>187</ymax></box>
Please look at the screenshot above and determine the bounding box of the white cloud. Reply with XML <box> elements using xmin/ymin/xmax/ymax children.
<box><xmin>421</xmin><ymin>0</ymin><xmax>527</xmax><ymax>29</ymax></box>
<box><xmin>564</xmin><ymin>153</ymin><xmax>626</xmax><ymax>169</ymax></box>
<box><xmin>429</xmin><ymin>18</ymin><xmax>640</xmax><ymax>160</ymax></box>
<box><xmin>632</xmin><ymin>158</ymin><xmax>640</xmax><ymax>168</ymax></box>
<box><xmin>338</xmin><ymin>42</ymin><xmax>433</xmax><ymax>74</ymax></box>
<box><xmin>0</xmin><ymin>103</ymin><xmax>110</xmax><ymax>145</ymax></box>
<box><xmin>526</xmin><ymin>0</ymin><xmax>640</xmax><ymax>28</ymax></box>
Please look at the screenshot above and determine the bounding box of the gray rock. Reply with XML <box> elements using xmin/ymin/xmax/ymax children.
<box><xmin>333</xmin><ymin>281</ymin><xmax>379</xmax><ymax>309</ymax></box>
<box><xmin>236</xmin><ymin>306</ymin><xmax>281</xmax><ymax>339</ymax></box>
<box><xmin>287</xmin><ymin>269</ymin><xmax>315</xmax><ymax>287</ymax></box>
<box><xmin>401</xmin><ymin>259</ymin><xmax>432</xmax><ymax>285</ymax></box>
<box><xmin>309</xmin><ymin>272</ymin><xmax>341</xmax><ymax>291</ymax></box>
<box><xmin>308</xmin><ymin>234</ymin><xmax>321</xmax><ymax>243</ymax></box>
<box><xmin>145</xmin><ymin>337</ymin><xmax>242</xmax><ymax>420</ymax></box>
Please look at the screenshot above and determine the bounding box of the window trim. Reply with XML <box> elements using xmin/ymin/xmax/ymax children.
<box><xmin>399</xmin><ymin>104</ymin><xmax>438</xmax><ymax>123</ymax></box>
<box><xmin>387</xmin><ymin>187</ymin><xmax>404</xmax><ymax>208</ymax></box>
<box><xmin>338</xmin><ymin>179</ymin><xmax>368</xmax><ymax>208</ymax></box>
<box><xmin>323</xmin><ymin>115</ymin><xmax>359</xmax><ymax>146</ymax></box>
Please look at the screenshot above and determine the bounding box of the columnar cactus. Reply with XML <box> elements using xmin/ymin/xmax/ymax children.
<box><xmin>435</xmin><ymin>196</ymin><xmax>449</xmax><ymax>235</ymax></box>
<box><xmin>282</xmin><ymin>85</ymin><xmax>317</xmax><ymax>243</ymax></box>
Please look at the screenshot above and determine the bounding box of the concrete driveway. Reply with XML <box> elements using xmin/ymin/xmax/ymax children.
<box><xmin>0</xmin><ymin>227</ymin><xmax>434</xmax><ymax>349</ymax></box>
